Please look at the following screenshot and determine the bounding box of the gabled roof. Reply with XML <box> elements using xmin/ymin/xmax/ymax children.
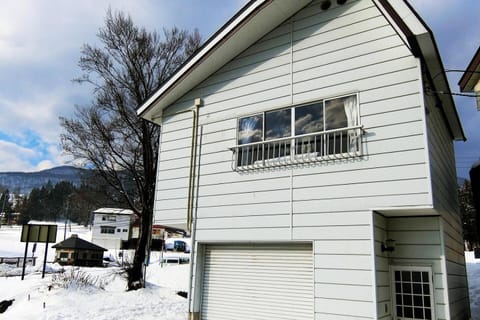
<box><xmin>138</xmin><ymin>0</ymin><xmax>465</xmax><ymax>141</ymax></box>
<box><xmin>137</xmin><ymin>0</ymin><xmax>311</xmax><ymax>121</ymax></box>
<box><xmin>93</xmin><ymin>208</ymin><xmax>134</xmax><ymax>215</ymax></box>
<box><xmin>52</xmin><ymin>235</ymin><xmax>107</xmax><ymax>251</ymax></box>
<box><xmin>459</xmin><ymin>46</ymin><xmax>480</xmax><ymax>92</ymax></box>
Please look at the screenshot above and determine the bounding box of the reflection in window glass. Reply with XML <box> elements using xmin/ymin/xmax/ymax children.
<box><xmin>265</xmin><ymin>109</ymin><xmax>291</xmax><ymax>140</ymax></box>
<box><xmin>295</xmin><ymin>102</ymin><xmax>323</xmax><ymax>135</ymax></box>
<box><xmin>325</xmin><ymin>97</ymin><xmax>348</xmax><ymax>130</ymax></box>
<box><xmin>238</xmin><ymin>115</ymin><xmax>263</xmax><ymax>145</ymax></box>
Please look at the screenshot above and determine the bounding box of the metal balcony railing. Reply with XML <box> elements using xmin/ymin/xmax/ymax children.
<box><xmin>231</xmin><ymin>125</ymin><xmax>363</xmax><ymax>171</ymax></box>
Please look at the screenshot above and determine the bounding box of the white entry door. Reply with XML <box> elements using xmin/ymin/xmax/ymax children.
<box><xmin>201</xmin><ymin>243</ymin><xmax>313</xmax><ymax>320</ymax></box>
<box><xmin>391</xmin><ymin>266</ymin><xmax>435</xmax><ymax>320</ymax></box>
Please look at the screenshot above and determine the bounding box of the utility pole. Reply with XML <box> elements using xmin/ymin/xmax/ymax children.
<box><xmin>64</xmin><ymin>199</ymin><xmax>69</xmax><ymax>240</ymax></box>
<box><xmin>0</xmin><ymin>191</ymin><xmax>7</xmax><ymax>229</ymax></box>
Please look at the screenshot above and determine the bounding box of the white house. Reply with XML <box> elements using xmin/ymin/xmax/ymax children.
<box><xmin>91</xmin><ymin>208</ymin><xmax>134</xmax><ymax>250</ymax></box>
<box><xmin>138</xmin><ymin>1</ymin><xmax>470</xmax><ymax>319</ymax></box>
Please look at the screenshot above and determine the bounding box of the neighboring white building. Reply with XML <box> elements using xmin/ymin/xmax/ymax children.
<box><xmin>459</xmin><ymin>46</ymin><xmax>480</xmax><ymax>110</ymax></box>
<box><xmin>138</xmin><ymin>1</ymin><xmax>470</xmax><ymax>319</ymax></box>
<box><xmin>91</xmin><ymin>208</ymin><xmax>134</xmax><ymax>250</ymax></box>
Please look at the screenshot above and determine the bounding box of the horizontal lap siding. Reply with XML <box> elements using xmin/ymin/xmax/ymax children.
<box><xmin>425</xmin><ymin>89</ymin><xmax>470</xmax><ymax>318</ymax></box>
<box><xmin>153</xmin><ymin>113</ymin><xmax>194</xmax><ymax>228</ymax></box>
<box><xmin>373</xmin><ymin>213</ymin><xmax>391</xmax><ymax>319</ymax></box>
<box><xmin>387</xmin><ymin>217</ymin><xmax>447</xmax><ymax>319</ymax></box>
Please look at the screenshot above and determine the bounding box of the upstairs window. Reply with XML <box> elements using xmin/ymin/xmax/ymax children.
<box><xmin>102</xmin><ymin>215</ymin><xmax>116</xmax><ymax>222</ymax></box>
<box><xmin>233</xmin><ymin>94</ymin><xmax>362</xmax><ymax>170</ymax></box>
<box><xmin>100</xmin><ymin>226</ymin><xmax>115</xmax><ymax>234</ymax></box>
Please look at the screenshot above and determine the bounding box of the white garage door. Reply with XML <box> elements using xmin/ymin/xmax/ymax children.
<box><xmin>201</xmin><ymin>243</ymin><xmax>313</xmax><ymax>320</ymax></box>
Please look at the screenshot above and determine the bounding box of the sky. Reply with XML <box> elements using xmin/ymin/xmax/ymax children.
<box><xmin>0</xmin><ymin>0</ymin><xmax>478</xmax><ymax>178</ymax></box>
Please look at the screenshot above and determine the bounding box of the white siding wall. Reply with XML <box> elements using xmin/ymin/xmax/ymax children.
<box><xmin>91</xmin><ymin>213</ymin><xmax>131</xmax><ymax>249</ymax></box>
<box><xmin>386</xmin><ymin>216</ymin><xmax>446</xmax><ymax>319</ymax></box>
<box><xmin>155</xmin><ymin>112</ymin><xmax>195</xmax><ymax>229</ymax></box>
<box><xmin>374</xmin><ymin>213</ymin><xmax>391</xmax><ymax>319</ymax></box>
<box><xmin>153</xmin><ymin>0</ymin><xmax>441</xmax><ymax>319</ymax></box>
<box><xmin>425</xmin><ymin>82</ymin><xmax>470</xmax><ymax>319</ymax></box>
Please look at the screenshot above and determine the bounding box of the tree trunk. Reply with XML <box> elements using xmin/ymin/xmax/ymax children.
<box><xmin>127</xmin><ymin>207</ymin><xmax>153</xmax><ymax>290</ymax></box>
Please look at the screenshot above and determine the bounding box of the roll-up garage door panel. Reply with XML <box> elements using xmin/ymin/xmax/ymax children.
<box><xmin>201</xmin><ymin>243</ymin><xmax>313</xmax><ymax>320</ymax></box>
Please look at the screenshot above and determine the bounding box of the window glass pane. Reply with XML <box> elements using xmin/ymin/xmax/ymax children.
<box><xmin>396</xmin><ymin>306</ymin><xmax>403</xmax><ymax>317</ymax></box>
<box><xmin>423</xmin><ymin>284</ymin><xmax>430</xmax><ymax>294</ymax></box>
<box><xmin>413</xmin><ymin>283</ymin><xmax>422</xmax><ymax>294</ymax></box>
<box><xmin>238</xmin><ymin>115</ymin><xmax>263</xmax><ymax>145</ymax></box>
<box><xmin>395</xmin><ymin>271</ymin><xmax>401</xmax><ymax>281</ymax></box>
<box><xmin>404</xmin><ymin>294</ymin><xmax>412</xmax><ymax>306</ymax></box>
<box><xmin>424</xmin><ymin>296</ymin><xmax>431</xmax><ymax>307</ymax></box>
<box><xmin>414</xmin><ymin>307</ymin><xmax>424</xmax><ymax>318</ymax></box>
<box><xmin>265</xmin><ymin>109</ymin><xmax>291</xmax><ymax>140</ymax></box>
<box><xmin>325</xmin><ymin>97</ymin><xmax>348</xmax><ymax>130</ymax></box>
<box><xmin>422</xmin><ymin>272</ymin><xmax>429</xmax><ymax>282</ymax></box>
<box><xmin>425</xmin><ymin>308</ymin><xmax>432</xmax><ymax>319</ymax></box>
<box><xmin>404</xmin><ymin>306</ymin><xmax>413</xmax><ymax>318</ymax></box>
<box><xmin>295</xmin><ymin>103</ymin><xmax>323</xmax><ymax>135</ymax></box>
<box><xmin>412</xmin><ymin>271</ymin><xmax>422</xmax><ymax>282</ymax></box>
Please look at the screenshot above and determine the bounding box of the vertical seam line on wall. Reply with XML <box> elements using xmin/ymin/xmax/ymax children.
<box><xmin>289</xmin><ymin>16</ymin><xmax>294</xmax><ymax>240</ymax></box>
<box><xmin>439</xmin><ymin>217</ymin><xmax>451</xmax><ymax>318</ymax></box>
<box><xmin>370</xmin><ymin>211</ymin><xmax>378</xmax><ymax>319</ymax></box>
<box><xmin>417</xmin><ymin>58</ymin><xmax>434</xmax><ymax>207</ymax></box>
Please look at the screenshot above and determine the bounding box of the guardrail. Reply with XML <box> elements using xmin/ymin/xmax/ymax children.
<box><xmin>0</xmin><ymin>256</ymin><xmax>37</xmax><ymax>267</ymax></box>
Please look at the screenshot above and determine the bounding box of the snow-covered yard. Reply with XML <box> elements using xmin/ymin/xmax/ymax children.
<box><xmin>0</xmin><ymin>224</ymin><xmax>479</xmax><ymax>319</ymax></box>
<box><xmin>0</xmin><ymin>224</ymin><xmax>189</xmax><ymax>319</ymax></box>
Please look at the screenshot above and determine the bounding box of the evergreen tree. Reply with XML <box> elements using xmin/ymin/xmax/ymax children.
<box><xmin>459</xmin><ymin>180</ymin><xmax>478</xmax><ymax>249</ymax></box>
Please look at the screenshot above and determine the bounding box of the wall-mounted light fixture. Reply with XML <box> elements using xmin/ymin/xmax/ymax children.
<box><xmin>381</xmin><ymin>239</ymin><xmax>395</xmax><ymax>252</ymax></box>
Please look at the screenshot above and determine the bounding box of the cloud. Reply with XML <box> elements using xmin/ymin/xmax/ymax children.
<box><xmin>0</xmin><ymin>140</ymin><xmax>37</xmax><ymax>171</ymax></box>
<box><xmin>0</xmin><ymin>0</ymin><xmax>247</xmax><ymax>172</ymax></box>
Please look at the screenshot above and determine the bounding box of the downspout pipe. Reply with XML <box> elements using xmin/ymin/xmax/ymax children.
<box><xmin>187</xmin><ymin>98</ymin><xmax>202</xmax><ymax>320</ymax></box>
<box><xmin>187</xmin><ymin>99</ymin><xmax>201</xmax><ymax>231</ymax></box>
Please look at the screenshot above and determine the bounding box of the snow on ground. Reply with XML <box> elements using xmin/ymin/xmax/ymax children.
<box><xmin>466</xmin><ymin>252</ymin><xmax>480</xmax><ymax>319</ymax></box>
<box><xmin>0</xmin><ymin>224</ymin><xmax>190</xmax><ymax>319</ymax></box>
<box><xmin>1</xmin><ymin>224</ymin><xmax>479</xmax><ymax>319</ymax></box>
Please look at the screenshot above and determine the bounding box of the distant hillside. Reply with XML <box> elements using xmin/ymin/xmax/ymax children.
<box><xmin>0</xmin><ymin>166</ymin><xmax>90</xmax><ymax>194</ymax></box>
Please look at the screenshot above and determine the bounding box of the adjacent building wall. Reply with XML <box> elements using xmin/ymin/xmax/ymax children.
<box><xmin>91</xmin><ymin>213</ymin><xmax>132</xmax><ymax>250</ymax></box>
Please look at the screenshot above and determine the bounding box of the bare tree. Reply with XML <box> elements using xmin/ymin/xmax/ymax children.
<box><xmin>60</xmin><ymin>10</ymin><xmax>201</xmax><ymax>290</ymax></box>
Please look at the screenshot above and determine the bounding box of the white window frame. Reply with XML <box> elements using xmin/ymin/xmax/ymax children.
<box><xmin>390</xmin><ymin>265</ymin><xmax>435</xmax><ymax>320</ymax></box>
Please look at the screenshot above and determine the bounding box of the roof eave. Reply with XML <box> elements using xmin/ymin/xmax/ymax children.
<box><xmin>137</xmin><ymin>0</ymin><xmax>312</xmax><ymax>123</ymax></box>
<box><xmin>459</xmin><ymin>46</ymin><xmax>480</xmax><ymax>92</ymax></box>
<box><xmin>376</xmin><ymin>0</ymin><xmax>465</xmax><ymax>141</ymax></box>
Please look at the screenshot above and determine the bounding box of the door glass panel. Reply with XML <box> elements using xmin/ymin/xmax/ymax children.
<box><xmin>393</xmin><ymin>267</ymin><xmax>433</xmax><ymax>320</ymax></box>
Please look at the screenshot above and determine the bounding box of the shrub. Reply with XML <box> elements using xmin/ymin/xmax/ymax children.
<box><xmin>50</xmin><ymin>268</ymin><xmax>105</xmax><ymax>290</ymax></box>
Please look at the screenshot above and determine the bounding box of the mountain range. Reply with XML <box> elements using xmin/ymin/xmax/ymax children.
<box><xmin>0</xmin><ymin>166</ymin><xmax>89</xmax><ymax>194</ymax></box>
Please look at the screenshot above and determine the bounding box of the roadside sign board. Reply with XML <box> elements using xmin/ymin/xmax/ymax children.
<box><xmin>21</xmin><ymin>224</ymin><xmax>57</xmax><ymax>243</ymax></box>
<box><xmin>20</xmin><ymin>224</ymin><xmax>58</xmax><ymax>280</ymax></box>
